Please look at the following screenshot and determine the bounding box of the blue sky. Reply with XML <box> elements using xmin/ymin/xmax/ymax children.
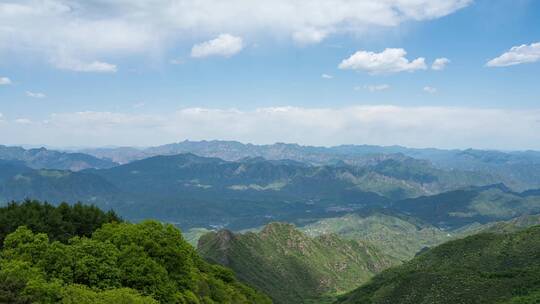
<box><xmin>0</xmin><ymin>0</ymin><xmax>539</xmax><ymax>149</ymax></box>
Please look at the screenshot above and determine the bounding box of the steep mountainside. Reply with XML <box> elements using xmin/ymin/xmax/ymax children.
<box><xmin>0</xmin><ymin>145</ymin><xmax>117</xmax><ymax>171</ymax></box>
<box><xmin>336</xmin><ymin>225</ymin><xmax>540</xmax><ymax>304</ymax></box>
<box><xmin>301</xmin><ymin>213</ymin><xmax>452</xmax><ymax>261</ymax></box>
<box><xmin>198</xmin><ymin>223</ymin><xmax>397</xmax><ymax>304</ymax></box>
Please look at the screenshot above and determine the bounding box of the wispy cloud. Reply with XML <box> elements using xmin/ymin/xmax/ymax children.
<box><xmin>14</xmin><ymin>118</ymin><xmax>32</xmax><ymax>124</ymax></box>
<box><xmin>339</xmin><ymin>48</ymin><xmax>427</xmax><ymax>74</ymax></box>
<box><xmin>321</xmin><ymin>74</ymin><xmax>333</xmax><ymax>79</ymax></box>
<box><xmin>361</xmin><ymin>84</ymin><xmax>391</xmax><ymax>92</ymax></box>
<box><xmin>487</xmin><ymin>42</ymin><xmax>540</xmax><ymax>67</ymax></box>
<box><xmin>26</xmin><ymin>91</ymin><xmax>46</xmax><ymax>98</ymax></box>
<box><xmin>423</xmin><ymin>86</ymin><xmax>437</xmax><ymax>94</ymax></box>
<box><xmin>191</xmin><ymin>34</ymin><xmax>244</xmax><ymax>58</ymax></box>
<box><xmin>3</xmin><ymin>105</ymin><xmax>540</xmax><ymax>150</ymax></box>
<box><xmin>52</xmin><ymin>58</ymin><xmax>117</xmax><ymax>73</ymax></box>
<box><xmin>169</xmin><ymin>58</ymin><xmax>185</xmax><ymax>65</ymax></box>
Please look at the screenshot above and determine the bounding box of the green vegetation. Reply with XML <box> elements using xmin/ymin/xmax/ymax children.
<box><xmin>301</xmin><ymin>213</ymin><xmax>452</xmax><ymax>261</ymax></box>
<box><xmin>0</xmin><ymin>200</ymin><xmax>121</xmax><ymax>246</ymax></box>
<box><xmin>0</xmin><ymin>201</ymin><xmax>271</xmax><ymax>304</ymax></box>
<box><xmin>184</xmin><ymin>228</ymin><xmax>213</xmax><ymax>247</ymax></box>
<box><xmin>392</xmin><ymin>185</ymin><xmax>540</xmax><ymax>229</ymax></box>
<box><xmin>336</xmin><ymin>225</ymin><xmax>540</xmax><ymax>304</ymax></box>
<box><xmin>198</xmin><ymin>223</ymin><xmax>397</xmax><ymax>304</ymax></box>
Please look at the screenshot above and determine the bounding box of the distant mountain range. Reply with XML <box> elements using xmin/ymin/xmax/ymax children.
<box><xmin>0</xmin><ymin>145</ymin><xmax>117</xmax><ymax>171</ymax></box>
<box><xmin>79</xmin><ymin>140</ymin><xmax>540</xmax><ymax>191</ymax></box>
<box><xmin>1</xmin><ymin>149</ymin><xmax>540</xmax><ymax>230</ymax></box>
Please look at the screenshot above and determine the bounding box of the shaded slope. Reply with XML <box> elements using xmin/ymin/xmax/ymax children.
<box><xmin>336</xmin><ymin>225</ymin><xmax>540</xmax><ymax>304</ymax></box>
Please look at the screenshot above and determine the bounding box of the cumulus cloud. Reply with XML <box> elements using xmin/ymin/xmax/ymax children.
<box><xmin>0</xmin><ymin>77</ymin><xmax>12</xmax><ymax>85</ymax></box>
<box><xmin>26</xmin><ymin>91</ymin><xmax>46</xmax><ymax>98</ymax></box>
<box><xmin>362</xmin><ymin>84</ymin><xmax>391</xmax><ymax>92</ymax></box>
<box><xmin>487</xmin><ymin>42</ymin><xmax>540</xmax><ymax>67</ymax></box>
<box><xmin>432</xmin><ymin>57</ymin><xmax>450</xmax><ymax>70</ymax></box>
<box><xmin>0</xmin><ymin>1</ymin><xmax>472</xmax><ymax>69</ymax></box>
<box><xmin>423</xmin><ymin>86</ymin><xmax>437</xmax><ymax>94</ymax></box>
<box><xmin>321</xmin><ymin>74</ymin><xmax>333</xmax><ymax>79</ymax></box>
<box><xmin>2</xmin><ymin>105</ymin><xmax>540</xmax><ymax>150</ymax></box>
<box><xmin>339</xmin><ymin>48</ymin><xmax>427</xmax><ymax>74</ymax></box>
<box><xmin>191</xmin><ymin>34</ymin><xmax>244</xmax><ymax>58</ymax></box>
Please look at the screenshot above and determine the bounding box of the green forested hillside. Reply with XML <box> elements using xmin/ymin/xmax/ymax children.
<box><xmin>392</xmin><ymin>184</ymin><xmax>540</xmax><ymax>229</ymax></box>
<box><xmin>301</xmin><ymin>213</ymin><xmax>452</xmax><ymax>261</ymax></box>
<box><xmin>197</xmin><ymin>223</ymin><xmax>397</xmax><ymax>304</ymax></box>
<box><xmin>0</xmin><ymin>200</ymin><xmax>121</xmax><ymax>245</ymax></box>
<box><xmin>0</xmin><ymin>202</ymin><xmax>271</xmax><ymax>304</ymax></box>
<box><xmin>336</xmin><ymin>225</ymin><xmax>540</xmax><ymax>304</ymax></box>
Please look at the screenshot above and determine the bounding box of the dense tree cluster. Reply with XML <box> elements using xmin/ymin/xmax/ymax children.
<box><xmin>0</xmin><ymin>201</ymin><xmax>271</xmax><ymax>304</ymax></box>
<box><xmin>0</xmin><ymin>200</ymin><xmax>121</xmax><ymax>246</ymax></box>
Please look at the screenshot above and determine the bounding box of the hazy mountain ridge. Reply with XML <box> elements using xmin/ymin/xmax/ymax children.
<box><xmin>0</xmin><ymin>160</ymin><xmax>124</xmax><ymax>207</ymax></box>
<box><xmin>79</xmin><ymin>140</ymin><xmax>540</xmax><ymax>191</ymax></box>
<box><xmin>0</xmin><ymin>145</ymin><xmax>118</xmax><ymax>171</ymax></box>
<box><xmin>2</xmin><ymin>152</ymin><xmax>539</xmax><ymax>231</ymax></box>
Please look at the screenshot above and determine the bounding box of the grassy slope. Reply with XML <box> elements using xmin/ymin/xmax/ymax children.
<box><xmin>301</xmin><ymin>213</ymin><xmax>452</xmax><ymax>261</ymax></box>
<box><xmin>198</xmin><ymin>223</ymin><xmax>398</xmax><ymax>304</ymax></box>
<box><xmin>336</xmin><ymin>225</ymin><xmax>540</xmax><ymax>304</ymax></box>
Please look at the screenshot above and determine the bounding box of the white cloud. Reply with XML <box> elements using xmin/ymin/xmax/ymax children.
<box><xmin>362</xmin><ymin>84</ymin><xmax>391</xmax><ymax>92</ymax></box>
<box><xmin>0</xmin><ymin>1</ymin><xmax>471</xmax><ymax>68</ymax></box>
<box><xmin>3</xmin><ymin>105</ymin><xmax>540</xmax><ymax>150</ymax></box>
<box><xmin>0</xmin><ymin>77</ymin><xmax>12</xmax><ymax>85</ymax></box>
<box><xmin>14</xmin><ymin>118</ymin><xmax>32</xmax><ymax>124</ymax></box>
<box><xmin>432</xmin><ymin>57</ymin><xmax>450</xmax><ymax>70</ymax></box>
<box><xmin>191</xmin><ymin>34</ymin><xmax>244</xmax><ymax>58</ymax></box>
<box><xmin>339</xmin><ymin>48</ymin><xmax>427</xmax><ymax>74</ymax></box>
<box><xmin>423</xmin><ymin>86</ymin><xmax>437</xmax><ymax>94</ymax></box>
<box><xmin>487</xmin><ymin>42</ymin><xmax>540</xmax><ymax>67</ymax></box>
<box><xmin>52</xmin><ymin>58</ymin><xmax>117</xmax><ymax>73</ymax></box>
<box><xmin>321</xmin><ymin>74</ymin><xmax>333</xmax><ymax>79</ymax></box>
<box><xmin>26</xmin><ymin>91</ymin><xmax>46</xmax><ymax>98</ymax></box>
